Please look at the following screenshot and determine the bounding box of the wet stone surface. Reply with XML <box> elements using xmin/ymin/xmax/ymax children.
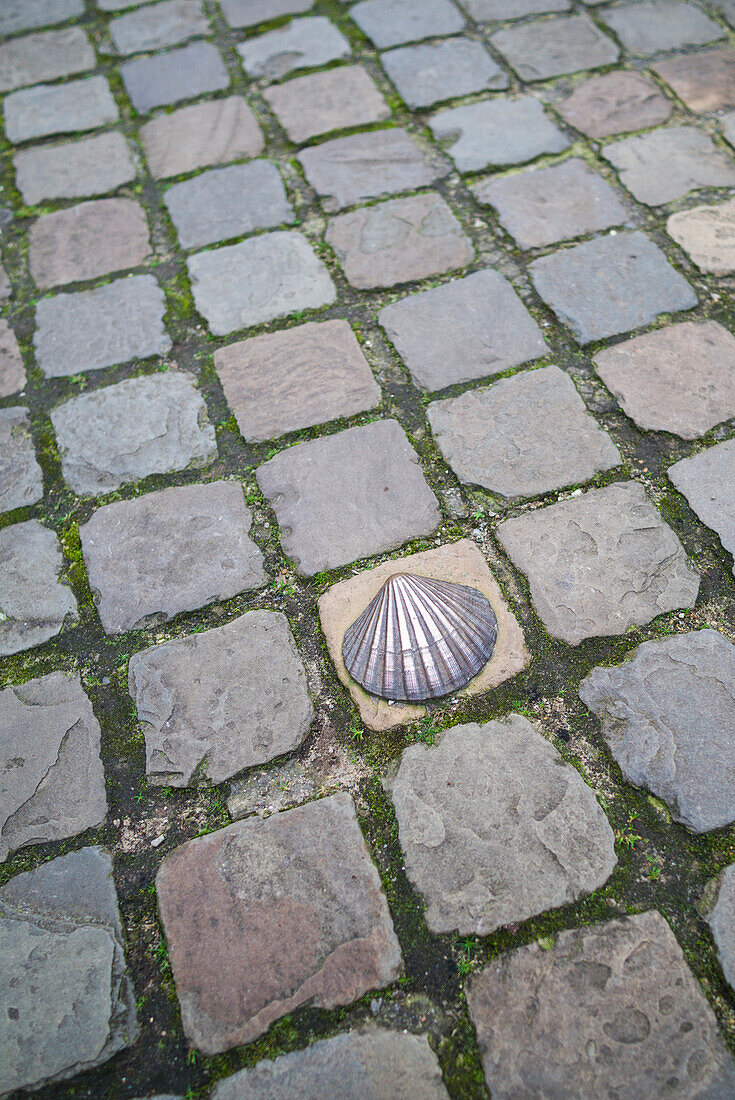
<box><xmin>490</xmin><ymin>14</ymin><xmax>619</xmax><ymax>81</ymax></box>
<box><xmin>0</xmin><ymin>406</ymin><xmax>43</xmax><ymax>514</ymax></box>
<box><xmin>381</xmin><ymin>38</ymin><xmax>508</xmax><ymax>108</ymax></box>
<box><xmin>29</xmin><ymin>198</ymin><xmax>151</xmax><ymax>289</ymax></box>
<box><xmin>429</xmin><ymin>95</ymin><xmax>569</xmax><ymax>173</ymax></box>
<box><xmin>264</xmin><ymin>65</ymin><xmax>389</xmax><ymax>143</ymax></box>
<box><xmin>668</xmin><ymin>439</ymin><xmax>735</xmax><ymax>567</ymax></box>
<box><xmin>557</xmin><ymin>70</ymin><xmax>673</xmax><ymax>138</ymax></box>
<box><xmin>139</xmin><ymin>96</ymin><xmax>264</xmax><ymax>179</ymax></box>
<box><xmin>0</xmin><ymin>520</ymin><xmax>77</xmax><ymax>656</ymax></box>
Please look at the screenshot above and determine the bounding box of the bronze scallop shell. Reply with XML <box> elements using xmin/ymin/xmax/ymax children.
<box><xmin>342</xmin><ymin>572</ymin><xmax>498</xmax><ymax>702</ymax></box>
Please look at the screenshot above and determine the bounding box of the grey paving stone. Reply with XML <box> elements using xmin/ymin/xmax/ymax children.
<box><xmin>34</xmin><ymin>275</ymin><xmax>171</xmax><ymax>378</ymax></box>
<box><xmin>350</xmin><ymin>0</ymin><xmax>463</xmax><ymax>47</ymax></box>
<box><xmin>156</xmin><ymin>793</ymin><xmax>402</xmax><ymax>1052</ymax></box>
<box><xmin>558</xmin><ymin>70</ymin><xmax>673</xmax><ymax>137</ymax></box>
<box><xmin>0</xmin><ymin>848</ymin><xmax>138</xmax><ymax>1095</ymax></box>
<box><xmin>667</xmin><ymin>199</ymin><xmax>735</xmax><ymax>275</ymax></box>
<box><xmin>110</xmin><ymin>0</ymin><xmax>210</xmax><ymax>54</ymax></box>
<box><xmin>265</xmin><ymin>65</ymin><xmax>389</xmax><ymax>142</ymax></box>
<box><xmin>379</xmin><ymin>268</ymin><xmax>548</xmax><ymax>391</ymax></box>
<box><xmin>491</xmin><ymin>14</ymin><xmax>618</xmax><ymax>82</ymax></box>
<box><xmin>298</xmin><ymin>128</ymin><xmax>447</xmax><ymax>211</ymax></box>
<box><xmin>429</xmin><ymin>95</ymin><xmax>569</xmax><ymax>173</ymax></box>
<box><xmin>0</xmin><ymin>27</ymin><xmax>95</xmax><ymax>93</ymax></box>
<box><xmin>653</xmin><ymin>48</ymin><xmax>735</xmax><ymax>112</ymax></box>
<box><xmin>212</xmin><ymin>1029</ymin><xmax>448</xmax><ymax>1099</ymax></box>
<box><xmin>221</xmin><ymin>0</ymin><xmax>313</xmax><ymax>27</ymax></box>
<box><xmin>473</xmin><ymin>158</ymin><xmax>627</xmax><ymax>249</ymax></box>
<box><xmin>80</xmin><ymin>481</ymin><xmax>266</xmax><ymax>633</ymax></box>
<box><xmin>214</xmin><ymin>318</ymin><xmax>380</xmax><ymax>441</ymax></box>
<box><xmin>187</xmin><ymin>231</ymin><xmax>335</xmax><ymax>335</ymax></box>
<box><xmin>0</xmin><ymin>320</ymin><xmax>24</xmax><ymax>398</ymax></box>
<box><xmin>0</xmin><ymin>0</ymin><xmax>83</xmax><ymax>34</ymax></box>
<box><xmin>98</xmin><ymin>0</ymin><xmax>158</xmax><ymax>7</ymax></box>
<box><xmin>428</xmin><ymin>365</ymin><xmax>620</xmax><ymax>499</ymax></box>
<box><xmin>600</xmin><ymin>1</ymin><xmax>724</xmax><ymax>55</ymax></box>
<box><xmin>707</xmin><ymin>864</ymin><xmax>735</xmax><ymax>992</ymax></box>
<box><xmin>237</xmin><ymin>17</ymin><xmax>351</xmax><ymax>79</ymax></box>
<box><xmin>257</xmin><ymin>419</ymin><xmax>440</xmax><ymax>575</ymax></box>
<box><xmin>14</xmin><ymin>132</ymin><xmax>136</xmax><ymax>205</ymax></box>
<box><xmin>0</xmin><ymin>520</ymin><xmax>77</xmax><ymax>656</ymax></box>
<box><xmin>594</xmin><ymin>321</ymin><xmax>735</xmax><ymax>439</ymax></box>
<box><xmin>0</xmin><ymin>673</ymin><xmax>107</xmax><ymax>863</ymax></box>
<box><xmin>129</xmin><ymin>610</ymin><xmax>314</xmax><ymax>786</ymax></box>
<box><xmin>0</xmin><ymin>264</ymin><xmax>9</xmax><ymax>300</ymax></box>
<box><xmin>140</xmin><ymin>96</ymin><xmax>264</xmax><ymax>179</ymax></box>
<box><xmin>529</xmin><ymin>231</ymin><xmax>697</xmax><ymax>344</ymax></box>
<box><xmin>580</xmin><ymin>630</ymin><xmax>735</xmax><ymax>833</ymax></box>
<box><xmin>165</xmin><ymin>160</ymin><xmax>293</xmax><ymax>248</ymax></box>
<box><xmin>51</xmin><ymin>372</ymin><xmax>216</xmax><ymax>496</ymax></box>
<box><xmin>713</xmin><ymin>0</ymin><xmax>735</xmax><ymax>27</ymax></box>
<box><xmin>4</xmin><ymin>76</ymin><xmax>118</xmax><ymax>143</ymax></box>
<box><xmin>468</xmin><ymin>910</ymin><xmax>735</xmax><ymax>1099</ymax></box>
<box><xmin>122</xmin><ymin>41</ymin><xmax>229</xmax><ymax>113</ymax></box>
<box><xmin>603</xmin><ymin>126</ymin><xmax>735</xmax><ymax>206</ymax></box>
<box><xmin>497</xmin><ymin>481</ymin><xmax>699</xmax><ymax>644</ymax></box>
<box><xmin>381</xmin><ymin>38</ymin><xmax>508</xmax><ymax>108</ymax></box>
<box><xmin>326</xmin><ymin>191</ymin><xmax>473</xmax><ymax>289</ymax></box>
<box><xmin>463</xmin><ymin>0</ymin><xmax>569</xmax><ymax>17</ymax></box>
<box><xmin>668</xmin><ymin>439</ymin><xmax>735</xmax><ymax>565</ymax></box>
<box><xmin>0</xmin><ymin>407</ymin><xmax>43</xmax><ymax>514</ymax></box>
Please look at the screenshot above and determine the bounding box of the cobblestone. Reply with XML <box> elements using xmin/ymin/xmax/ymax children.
<box><xmin>220</xmin><ymin>0</ymin><xmax>313</xmax><ymax>26</ymax></box>
<box><xmin>381</xmin><ymin>38</ymin><xmax>508</xmax><ymax>107</ymax></box>
<box><xmin>667</xmin><ymin>199</ymin><xmax>735</xmax><ymax>275</ymax></box>
<box><xmin>29</xmin><ymin>198</ymin><xmax>151</xmax><ymax>289</ymax></box>
<box><xmin>0</xmin><ymin>321</ymin><xmax>24</xmax><ymax>397</ymax></box>
<box><xmin>464</xmin><ymin>0</ymin><xmax>569</xmax><ymax>15</ymax></box>
<box><xmin>0</xmin><ymin>520</ymin><xmax>77</xmax><ymax>656</ymax></box>
<box><xmin>350</xmin><ymin>0</ymin><xmax>464</xmax><ymax>47</ymax></box>
<box><xmin>0</xmin><ymin>407</ymin><xmax>43</xmax><ymax>514</ymax></box>
<box><xmin>668</xmin><ymin>439</ymin><xmax>735</xmax><ymax>568</ymax></box>
<box><xmin>121</xmin><ymin>41</ymin><xmax>229</xmax><ymax>113</ymax></box>
<box><xmin>490</xmin><ymin>14</ymin><xmax>619</xmax><ymax>81</ymax></box>
<box><xmin>14</xmin><ymin>131</ymin><xmax>136</xmax><ymax>204</ymax></box>
<box><xmin>0</xmin><ymin>27</ymin><xmax>94</xmax><ymax>92</ymax></box>
<box><xmin>0</xmin><ymin>0</ymin><xmax>83</xmax><ymax>34</ymax></box>
<box><xmin>109</xmin><ymin>0</ymin><xmax>210</xmax><ymax>55</ymax></box>
<box><xmin>237</xmin><ymin>17</ymin><xmax>351</xmax><ymax>79</ymax></box>
<box><xmin>3</xmin><ymin>76</ymin><xmax>119</xmax><ymax>143</ymax></box>
<box><xmin>0</xmin><ymin>264</ymin><xmax>10</xmax><ymax>301</ymax></box>
<box><xmin>599</xmin><ymin>1</ymin><xmax>724</xmax><ymax>54</ymax></box>
<box><xmin>707</xmin><ymin>864</ymin><xmax>735</xmax><ymax>992</ymax></box>
<box><xmin>429</xmin><ymin>95</ymin><xmax>569</xmax><ymax>172</ymax></box>
<box><xmin>603</xmin><ymin>125</ymin><xmax>735</xmax><ymax>206</ymax></box>
<box><xmin>653</xmin><ymin>47</ymin><xmax>735</xmax><ymax>111</ymax></box>
<box><xmin>557</xmin><ymin>70</ymin><xmax>673</xmax><ymax>137</ymax></box>
<box><xmin>139</xmin><ymin>96</ymin><xmax>264</xmax><ymax>179</ymax></box>
<box><xmin>264</xmin><ymin>65</ymin><xmax>389</xmax><ymax>143</ymax></box>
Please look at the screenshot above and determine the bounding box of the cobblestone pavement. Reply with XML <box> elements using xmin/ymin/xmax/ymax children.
<box><xmin>1</xmin><ymin>0</ymin><xmax>735</xmax><ymax>1097</ymax></box>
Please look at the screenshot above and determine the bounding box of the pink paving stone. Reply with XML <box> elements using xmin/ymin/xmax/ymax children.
<box><xmin>666</xmin><ymin>199</ymin><xmax>735</xmax><ymax>275</ymax></box>
<box><xmin>557</xmin><ymin>70</ymin><xmax>673</xmax><ymax>138</ymax></box>
<box><xmin>139</xmin><ymin>96</ymin><xmax>264</xmax><ymax>179</ymax></box>
<box><xmin>29</xmin><ymin>199</ymin><xmax>151</xmax><ymax>289</ymax></box>
<box><xmin>264</xmin><ymin>65</ymin><xmax>389</xmax><ymax>143</ymax></box>
<box><xmin>653</xmin><ymin>47</ymin><xmax>735</xmax><ymax>112</ymax></box>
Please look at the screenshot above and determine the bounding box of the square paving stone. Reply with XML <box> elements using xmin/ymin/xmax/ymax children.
<box><xmin>237</xmin><ymin>17</ymin><xmax>351</xmax><ymax>79</ymax></box>
<box><xmin>497</xmin><ymin>481</ymin><xmax>699</xmax><ymax>644</ymax></box>
<box><xmin>653</xmin><ymin>48</ymin><xmax>735</xmax><ymax>112</ymax></box>
<box><xmin>34</xmin><ymin>275</ymin><xmax>171</xmax><ymax>377</ymax></box>
<box><xmin>379</xmin><ymin>268</ymin><xmax>547</xmax><ymax>391</ymax></box>
<box><xmin>603</xmin><ymin>126</ymin><xmax>735</xmax><ymax>206</ymax></box>
<box><xmin>221</xmin><ymin>0</ymin><xmax>313</xmax><ymax>27</ymax></box>
<box><xmin>349</xmin><ymin>0</ymin><xmax>464</xmax><ymax>47</ymax></box>
<box><xmin>0</xmin><ymin>0</ymin><xmax>83</xmax><ymax>34</ymax></box>
<box><xmin>318</xmin><ymin>539</ymin><xmax>529</xmax><ymax>731</ymax></box>
<box><xmin>129</xmin><ymin>610</ymin><xmax>313</xmax><ymax>786</ymax></box>
<box><xmin>468</xmin><ymin>911</ymin><xmax>735</xmax><ymax>1098</ymax></box>
<box><xmin>165</xmin><ymin>160</ymin><xmax>293</xmax><ymax>248</ymax></box>
<box><xmin>599</xmin><ymin>1</ymin><xmax>724</xmax><ymax>55</ymax></box>
<box><xmin>110</xmin><ymin>0</ymin><xmax>210</xmax><ymax>54</ymax></box>
<box><xmin>0</xmin><ymin>27</ymin><xmax>95</xmax><ymax>93</ymax></box>
<box><xmin>428</xmin><ymin>365</ymin><xmax>620</xmax><ymax>499</ymax></box>
<box><xmin>140</xmin><ymin>96</ymin><xmax>264</xmax><ymax>179</ymax></box>
<box><xmin>594</xmin><ymin>321</ymin><xmax>735</xmax><ymax>439</ymax></box>
<box><xmin>0</xmin><ymin>673</ymin><xmax>107</xmax><ymax>863</ymax></box>
<box><xmin>429</xmin><ymin>95</ymin><xmax>569</xmax><ymax>173</ymax></box>
<box><xmin>529</xmin><ymin>230</ymin><xmax>697</xmax><ymax>344</ymax></box>
<box><xmin>0</xmin><ymin>520</ymin><xmax>77</xmax><ymax>656</ymax></box>
<box><xmin>51</xmin><ymin>372</ymin><xmax>216</xmax><ymax>496</ymax></box>
<box><xmin>462</xmin><ymin>0</ymin><xmax>570</xmax><ymax>18</ymax></box>
<box><xmin>257</xmin><ymin>420</ymin><xmax>440</xmax><ymax>575</ymax></box>
<box><xmin>4</xmin><ymin>76</ymin><xmax>119</xmax><ymax>143</ymax></box>
<box><xmin>707</xmin><ymin>864</ymin><xmax>735</xmax><ymax>992</ymax></box>
<box><xmin>214</xmin><ymin>319</ymin><xmax>380</xmax><ymax>441</ymax></box>
<box><xmin>0</xmin><ymin>321</ymin><xmax>24</xmax><ymax>397</ymax></box>
<box><xmin>0</xmin><ymin>848</ymin><xmax>138</xmax><ymax>1095</ymax></box>
<box><xmin>668</xmin><ymin>439</ymin><xmax>735</xmax><ymax>567</ymax></box>
<box><xmin>0</xmin><ymin>407</ymin><xmax>43</xmax><ymax>514</ymax></box>
<box><xmin>156</xmin><ymin>793</ymin><xmax>402</xmax><ymax>1052</ymax></box>
<box><xmin>264</xmin><ymin>65</ymin><xmax>389</xmax><ymax>143</ymax></box>
<box><xmin>122</xmin><ymin>41</ymin><xmax>229</xmax><ymax>113</ymax></box>
<box><xmin>387</xmin><ymin>716</ymin><xmax>615</xmax><ymax>934</ymax></box>
<box><xmin>187</xmin><ymin>231</ymin><xmax>335</xmax><ymax>335</ymax></box>
<box><xmin>558</xmin><ymin>70</ymin><xmax>673</xmax><ymax>138</ymax></box>
<box><xmin>298</xmin><ymin>128</ymin><xmax>448</xmax><ymax>211</ymax></box>
<box><xmin>381</xmin><ymin>38</ymin><xmax>508</xmax><ymax>108</ymax></box>
<box><xmin>667</xmin><ymin>198</ymin><xmax>735</xmax><ymax>275</ymax></box>
<box><xmin>490</xmin><ymin>14</ymin><xmax>619</xmax><ymax>82</ymax></box>
<box><xmin>580</xmin><ymin>629</ymin><xmax>735</xmax><ymax>833</ymax></box>
<box><xmin>29</xmin><ymin>199</ymin><xmax>151</xmax><ymax>290</ymax></box>
<box><xmin>14</xmin><ymin>132</ymin><xmax>136</xmax><ymax>205</ymax></box>
<box><xmin>326</xmin><ymin>192</ymin><xmax>473</xmax><ymax>288</ymax></box>
<box><xmin>80</xmin><ymin>481</ymin><xmax>266</xmax><ymax>633</ymax></box>
<box><xmin>473</xmin><ymin>158</ymin><xmax>627</xmax><ymax>249</ymax></box>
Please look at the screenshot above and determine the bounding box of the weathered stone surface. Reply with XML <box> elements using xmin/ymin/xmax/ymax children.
<box><xmin>428</xmin><ymin>366</ymin><xmax>620</xmax><ymax>499</ymax></box>
<box><xmin>668</xmin><ymin>439</ymin><xmax>735</xmax><ymax>564</ymax></box>
<box><xmin>707</xmin><ymin>864</ymin><xmax>735</xmax><ymax>992</ymax></box>
<box><xmin>653</xmin><ymin>48</ymin><xmax>735</xmax><ymax>112</ymax></box>
<box><xmin>110</xmin><ymin>0</ymin><xmax>209</xmax><ymax>54</ymax></box>
<box><xmin>468</xmin><ymin>910</ymin><xmax>735</xmax><ymax>1099</ymax></box>
<box><xmin>381</xmin><ymin>38</ymin><xmax>508</xmax><ymax>108</ymax></box>
<box><xmin>140</xmin><ymin>96</ymin><xmax>264</xmax><ymax>179</ymax></box>
<box><xmin>34</xmin><ymin>275</ymin><xmax>171</xmax><ymax>377</ymax></box>
<box><xmin>299</xmin><ymin>128</ymin><xmax>447</xmax><ymax>211</ymax></box>
<box><xmin>187</xmin><ymin>231</ymin><xmax>335</xmax><ymax>334</ymax></box>
<box><xmin>129</xmin><ymin>610</ymin><xmax>313</xmax><ymax>786</ymax></box>
<box><xmin>238</xmin><ymin>17</ymin><xmax>351</xmax><ymax>78</ymax></box>
<box><xmin>221</xmin><ymin>0</ymin><xmax>313</xmax><ymax>26</ymax></box>
<box><xmin>318</xmin><ymin>539</ymin><xmax>529</xmax><ymax>731</ymax></box>
<box><xmin>51</xmin><ymin>372</ymin><xmax>216</xmax><ymax>496</ymax></box>
<box><xmin>0</xmin><ymin>521</ymin><xmax>77</xmax><ymax>656</ymax></box>
<box><xmin>265</xmin><ymin>65</ymin><xmax>389</xmax><ymax>143</ymax></box>
<box><xmin>600</xmin><ymin>1</ymin><xmax>723</xmax><ymax>55</ymax></box>
<box><xmin>497</xmin><ymin>481</ymin><xmax>699</xmax><ymax>645</ymax></box>
<box><xmin>463</xmin><ymin>0</ymin><xmax>569</xmax><ymax>18</ymax></box>
<box><xmin>0</xmin><ymin>0</ymin><xmax>83</xmax><ymax>34</ymax></box>
<box><xmin>214</xmin><ymin>319</ymin><xmax>380</xmax><ymax>441</ymax></box>
<box><xmin>212</xmin><ymin>1029</ymin><xmax>449</xmax><ymax>1099</ymax></box>
<box><xmin>80</xmin><ymin>481</ymin><xmax>266</xmax><ymax>633</ymax></box>
<box><xmin>379</xmin><ymin>269</ymin><xmax>547</xmax><ymax>391</ymax></box>
<box><xmin>0</xmin><ymin>407</ymin><xmax>42</xmax><ymax>514</ymax></box>
<box><xmin>0</xmin><ymin>321</ymin><xmax>24</xmax><ymax>398</ymax></box>
<box><xmin>122</xmin><ymin>41</ymin><xmax>229</xmax><ymax>113</ymax></box>
<box><xmin>0</xmin><ymin>673</ymin><xmax>107</xmax><ymax>863</ymax></box>
<box><xmin>603</xmin><ymin>126</ymin><xmax>735</xmax><ymax>206</ymax></box>
<box><xmin>14</xmin><ymin>132</ymin><xmax>136</xmax><ymax>205</ymax></box>
<box><xmin>350</xmin><ymin>0</ymin><xmax>463</xmax><ymax>47</ymax></box>
<box><xmin>473</xmin><ymin>158</ymin><xmax>627</xmax><ymax>249</ymax></box>
<box><xmin>99</xmin><ymin>0</ymin><xmax>158</xmax><ymax>7</ymax></box>
<box><xmin>558</xmin><ymin>70</ymin><xmax>673</xmax><ymax>137</ymax></box>
<box><xmin>0</xmin><ymin>27</ymin><xmax>94</xmax><ymax>93</ymax></box>
<box><xmin>0</xmin><ymin>264</ymin><xmax>10</xmax><ymax>300</ymax></box>
<box><xmin>594</xmin><ymin>321</ymin><xmax>735</xmax><ymax>439</ymax></box>
<box><xmin>29</xmin><ymin>198</ymin><xmax>151</xmax><ymax>289</ymax></box>
<box><xmin>429</xmin><ymin>95</ymin><xmax>569</xmax><ymax>173</ymax></box>
<box><xmin>491</xmin><ymin>14</ymin><xmax>618</xmax><ymax>81</ymax></box>
<box><xmin>326</xmin><ymin>192</ymin><xmax>473</xmax><ymax>289</ymax></box>
<box><xmin>4</xmin><ymin>76</ymin><xmax>118</xmax><ymax>143</ymax></box>
<box><xmin>667</xmin><ymin>199</ymin><xmax>735</xmax><ymax>275</ymax></box>
<box><xmin>156</xmin><ymin>793</ymin><xmax>402</xmax><ymax>1052</ymax></box>
<box><xmin>257</xmin><ymin>420</ymin><xmax>440</xmax><ymax>575</ymax></box>
<box><xmin>529</xmin><ymin>231</ymin><xmax>697</xmax><ymax>344</ymax></box>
